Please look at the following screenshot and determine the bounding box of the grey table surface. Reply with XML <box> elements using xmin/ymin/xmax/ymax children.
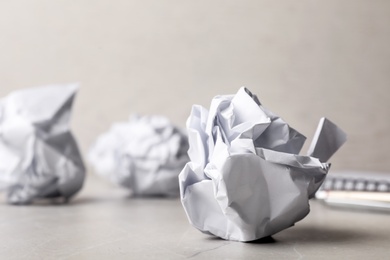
<box><xmin>1</xmin><ymin>176</ymin><xmax>389</xmax><ymax>260</ymax></box>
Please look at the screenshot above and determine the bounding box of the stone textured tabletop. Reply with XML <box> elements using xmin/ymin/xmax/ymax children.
<box><xmin>1</xmin><ymin>175</ymin><xmax>389</xmax><ymax>259</ymax></box>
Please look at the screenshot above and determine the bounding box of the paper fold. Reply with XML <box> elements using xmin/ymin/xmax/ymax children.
<box><xmin>88</xmin><ymin>115</ymin><xmax>189</xmax><ymax>197</ymax></box>
<box><xmin>0</xmin><ymin>84</ymin><xmax>85</xmax><ymax>204</ymax></box>
<box><xmin>179</xmin><ymin>87</ymin><xmax>346</xmax><ymax>241</ymax></box>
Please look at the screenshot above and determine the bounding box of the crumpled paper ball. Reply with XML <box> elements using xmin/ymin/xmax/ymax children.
<box><xmin>179</xmin><ymin>87</ymin><xmax>346</xmax><ymax>242</ymax></box>
<box><xmin>88</xmin><ymin>115</ymin><xmax>189</xmax><ymax>197</ymax></box>
<box><xmin>0</xmin><ymin>84</ymin><xmax>86</xmax><ymax>204</ymax></box>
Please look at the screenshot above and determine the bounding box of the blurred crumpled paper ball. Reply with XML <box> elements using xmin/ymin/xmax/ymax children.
<box><xmin>179</xmin><ymin>87</ymin><xmax>347</xmax><ymax>242</ymax></box>
<box><xmin>88</xmin><ymin>115</ymin><xmax>189</xmax><ymax>197</ymax></box>
<box><xmin>0</xmin><ymin>84</ymin><xmax>86</xmax><ymax>204</ymax></box>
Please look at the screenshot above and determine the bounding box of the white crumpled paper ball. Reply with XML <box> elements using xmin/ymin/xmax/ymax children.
<box><xmin>179</xmin><ymin>87</ymin><xmax>346</xmax><ymax>242</ymax></box>
<box><xmin>0</xmin><ymin>84</ymin><xmax>86</xmax><ymax>204</ymax></box>
<box><xmin>88</xmin><ymin>115</ymin><xmax>189</xmax><ymax>197</ymax></box>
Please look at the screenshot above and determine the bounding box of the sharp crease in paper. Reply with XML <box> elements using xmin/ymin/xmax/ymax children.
<box><xmin>179</xmin><ymin>87</ymin><xmax>347</xmax><ymax>242</ymax></box>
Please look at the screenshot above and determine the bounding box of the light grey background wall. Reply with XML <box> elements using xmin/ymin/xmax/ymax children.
<box><xmin>1</xmin><ymin>1</ymin><xmax>389</xmax><ymax>172</ymax></box>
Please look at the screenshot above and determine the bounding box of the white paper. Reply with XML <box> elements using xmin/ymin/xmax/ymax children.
<box><xmin>88</xmin><ymin>115</ymin><xmax>189</xmax><ymax>197</ymax></box>
<box><xmin>179</xmin><ymin>87</ymin><xmax>347</xmax><ymax>242</ymax></box>
<box><xmin>0</xmin><ymin>84</ymin><xmax>85</xmax><ymax>204</ymax></box>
